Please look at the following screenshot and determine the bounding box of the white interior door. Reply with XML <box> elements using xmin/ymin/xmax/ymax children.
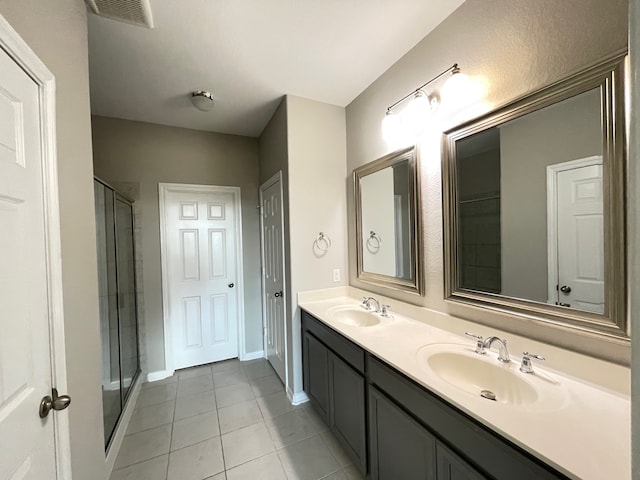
<box><xmin>260</xmin><ymin>173</ymin><xmax>286</xmax><ymax>383</ymax></box>
<box><xmin>161</xmin><ymin>184</ymin><xmax>242</xmax><ymax>370</ymax></box>
<box><xmin>547</xmin><ymin>157</ymin><xmax>604</xmax><ymax>313</ymax></box>
<box><xmin>0</xmin><ymin>37</ymin><xmax>67</xmax><ymax>479</ymax></box>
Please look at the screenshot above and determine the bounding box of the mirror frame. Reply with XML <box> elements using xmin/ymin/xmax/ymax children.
<box><xmin>355</xmin><ymin>145</ymin><xmax>424</xmax><ymax>295</ymax></box>
<box><xmin>442</xmin><ymin>51</ymin><xmax>628</xmax><ymax>343</ymax></box>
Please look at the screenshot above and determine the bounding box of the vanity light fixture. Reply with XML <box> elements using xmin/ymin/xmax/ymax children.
<box><xmin>190</xmin><ymin>90</ymin><xmax>215</xmax><ymax>111</ymax></box>
<box><xmin>382</xmin><ymin>63</ymin><xmax>461</xmax><ymax>139</ymax></box>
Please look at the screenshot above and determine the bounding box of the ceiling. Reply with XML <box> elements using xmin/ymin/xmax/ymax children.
<box><xmin>87</xmin><ymin>0</ymin><xmax>465</xmax><ymax>138</ymax></box>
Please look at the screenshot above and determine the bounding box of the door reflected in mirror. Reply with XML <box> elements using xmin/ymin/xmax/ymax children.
<box><xmin>355</xmin><ymin>146</ymin><xmax>423</xmax><ymax>295</ymax></box>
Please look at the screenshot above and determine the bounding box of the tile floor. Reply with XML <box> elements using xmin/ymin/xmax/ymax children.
<box><xmin>110</xmin><ymin>358</ymin><xmax>364</xmax><ymax>480</ymax></box>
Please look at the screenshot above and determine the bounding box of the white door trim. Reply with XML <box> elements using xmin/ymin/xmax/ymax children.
<box><xmin>546</xmin><ymin>155</ymin><xmax>603</xmax><ymax>305</ymax></box>
<box><xmin>259</xmin><ymin>171</ymin><xmax>288</xmax><ymax>390</ymax></box>
<box><xmin>159</xmin><ymin>182</ymin><xmax>247</xmax><ymax>374</ymax></box>
<box><xmin>0</xmin><ymin>14</ymin><xmax>71</xmax><ymax>479</ymax></box>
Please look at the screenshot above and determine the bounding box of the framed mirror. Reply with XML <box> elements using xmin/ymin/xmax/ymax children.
<box><xmin>355</xmin><ymin>146</ymin><xmax>424</xmax><ymax>295</ymax></box>
<box><xmin>442</xmin><ymin>51</ymin><xmax>628</xmax><ymax>341</ymax></box>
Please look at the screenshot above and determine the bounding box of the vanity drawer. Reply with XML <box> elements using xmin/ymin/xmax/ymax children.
<box><xmin>368</xmin><ymin>355</ymin><xmax>568</xmax><ymax>480</ymax></box>
<box><xmin>301</xmin><ymin>310</ymin><xmax>365</xmax><ymax>373</ymax></box>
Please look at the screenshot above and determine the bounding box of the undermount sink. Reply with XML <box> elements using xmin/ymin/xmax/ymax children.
<box><xmin>327</xmin><ymin>306</ymin><xmax>381</xmax><ymax>327</ymax></box>
<box><xmin>416</xmin><ymin>344</ymin><xmax>568</xmax><ymax>410</ymax></box>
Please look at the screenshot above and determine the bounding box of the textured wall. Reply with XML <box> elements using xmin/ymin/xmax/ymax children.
<box><xmin>287</xmin><ymin>96</ymin><xmax>348</xmax><ymax>396</ymax></box>
<box><xmin>0</xmin><ymin>1</ymin><xmax>105</xmax><ymax>477</ymax></box>
<box><xmin>346</xmin><ymin>0</ymin><xmax>629</xmax><ymax>363</ymax></box>
<box><xmin>92</xmin><ymin>116</ymin><xmax>262</xmax><ymax>373</ymax></box>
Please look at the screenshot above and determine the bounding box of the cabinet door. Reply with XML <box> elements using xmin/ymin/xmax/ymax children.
<box><xmin>437</xmin><ymin>443</ymin><xmax>487</xmax><ymax>480</ymax></box>
<box><xmin>329</xmin><ymin>352</ymin><xmax>367</xmax><ymax>473</ymax></box>
<box><xmin>302</xmin><ymin>331</ymin><xmax>329</xmax><ymax>422</ymax></box>
<box><xmin>369</xmin><ymin>386</ymin><xmax>436</xmax><ymax>480</ymax></box>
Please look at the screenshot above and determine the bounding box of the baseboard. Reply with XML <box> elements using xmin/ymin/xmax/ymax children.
<box><xmin>146</xmin><ymin>370</ymin><xmax>174</xmax><ymax>382</ymax></box>
<box><xmin>105</xmin><ymin>375</ymin><xmax>142</xmax><ymax>477</ymax></box>
<box><xmin>287</xmin><ymin>387</ymin><xmax>309</xmax><ymax>406</ymax></box>
<box><xmin>241</xmin><ymin>350</ymin><xmax>265</xmax><ymax>361</ymax></box>
<box><xmin>104</xmin><ymin>377</ymin><xmax>133</xmax><ymax>391</ymax></box>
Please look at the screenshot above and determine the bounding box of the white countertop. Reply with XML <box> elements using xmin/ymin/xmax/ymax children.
<box><xmin>298</xmin><ymin>290</ymin><xmax>630</xmax><ymax>480</ymax></box>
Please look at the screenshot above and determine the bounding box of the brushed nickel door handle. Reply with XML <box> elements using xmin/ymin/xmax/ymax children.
<box><xmin>39</xmin><ymin>388</ymin><xmax>71</xmax><ymax>418</ymax></box>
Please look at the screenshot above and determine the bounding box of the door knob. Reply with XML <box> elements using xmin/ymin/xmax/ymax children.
<box><xmin>39</xmin><ymin>388</ymin><xmax>71</xmax><ymax>418</ymax></box>
<box><xmin>228</xmin><ymin>283</ymin><xmax>234</xmax><ymax>288</ymax></box>
<box><xmin>274</xmin><ymin>291</ymin><xmax>283</xmax><ymax>298</ymax></box>
<box><xmin>560</xmin><ymin>285</ymin><xmax>572</xmax><ymax>293</ymax></box>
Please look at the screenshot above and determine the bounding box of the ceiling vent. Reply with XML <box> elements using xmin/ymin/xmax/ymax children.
<box><xmin>86</xmin><ymin>0</ymin><xmax>154</xmax><ymax>28</ymax></box>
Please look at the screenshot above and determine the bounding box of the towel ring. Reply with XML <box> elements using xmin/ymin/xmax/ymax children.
<box><xmin>314</xmin><ymin>232</ymin><xmax>332</xmax><ymax>252</ymax></box>
<box><xmin>367</xmin><ymin>231</ymin><xmax>382</xmax><ymax>250</ymax></box>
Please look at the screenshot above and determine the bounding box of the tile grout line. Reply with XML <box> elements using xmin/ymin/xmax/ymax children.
<box><xmin>212</xmin><ymin>364</ymin><xmax>229</xmax><ymax>478</ymax></box>
<box><xmin>165</xmin><ymin>374</ymin><xmax>178</xmax><ymax>480</ymax></box>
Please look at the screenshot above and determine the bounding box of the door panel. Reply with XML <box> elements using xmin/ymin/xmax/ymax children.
<box><xmin>369</xmin><ymin>386</ymin><xmax>436</xmax><ymax>480</ymax></box>
<box><xmin>164</xmin><ymin>187</ymin><xmax>239</xmax><ymax>369</ymax></box>
<box><xmin>260</xmin><ymin>176</ymin><xmax>286</xmax><ymax>382</ymax></box>
<box><xmin>0</xmin><ymin>44</ymin><xmax>57</xmax><ymax>478</ymax></box>
<box><xmin>329</xmin><ymin>352</ymin><xmax>367</xmax><ymax>473</ymax></box>
<box><xmin>302</xmin><ymin>332</ymin><xmax>329</xmax><ymax>422</ymax></box>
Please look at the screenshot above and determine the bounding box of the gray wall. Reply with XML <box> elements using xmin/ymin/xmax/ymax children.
<box><xmin>91</xmin><ymin>116</ymin><xmax>262</xmax><ymax>374</ymax></box>
<box><xmin>500</xmin><ymin>89</ymin><xmax>602</xmax><ymax>302</ymax></box>
<box><xmin>287</xmin><ymin>96</ymin><xmax>348</xmax><ymax>397</ymax></box>
<box><xmin>346</xmin><ymin>0</ymin><xmax>629</xmax><ymax>362</ymax></box>
<box><xmin>0</xmin><ymin>1</ymin><xmax>105</xmax><ymax>478</ymax></box>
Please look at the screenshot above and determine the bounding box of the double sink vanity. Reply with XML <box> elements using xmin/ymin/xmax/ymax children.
<box><xmin>299</xmin><ymin>289</ymin><xmax>629</xmax><ymax>480</ymax></box>
<box><xmin>309</xmin><ymin>51</ymin><xmax>632</xmax><ymax>479</ymax></box>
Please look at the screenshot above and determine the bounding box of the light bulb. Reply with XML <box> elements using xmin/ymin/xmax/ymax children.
<box><xmin>402</xmin><ymin>90</ymin><xmax>431</xmax><ymax>137</ymax></box>
<box><xmin>382</xmin><ymin>110</ymin><xmax>402</xmax><ymax>144</ymax></box>
<box><xmin>441</xmin><ymin>70</ymin><xmax>471</xmax><ymax>107</ymax></box>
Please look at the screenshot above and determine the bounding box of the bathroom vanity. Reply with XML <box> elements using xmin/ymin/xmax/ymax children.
<box><xmin>299</xmin><ymin>291</ymin><xmax>629</xmax><ymax>480</ymax></box>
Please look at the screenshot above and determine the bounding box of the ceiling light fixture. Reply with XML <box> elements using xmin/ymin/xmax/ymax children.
<box><xmin>382</xmin><ymin>63</ymin><xmax>461</xmax><ymax>139</ymax></box>
<box><xmin>190</xmin><ymin>90</ymin><xmax>215</xmax><ymax>112</ymax></box>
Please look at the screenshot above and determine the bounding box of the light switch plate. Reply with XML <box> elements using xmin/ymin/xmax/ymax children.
<box><xmin>332</xmin><ymin>268</ymin><xmax>341</xmax><ymax>282</ymax></box>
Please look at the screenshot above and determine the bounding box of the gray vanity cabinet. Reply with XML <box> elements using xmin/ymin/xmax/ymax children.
<box><xmin>437</xmin><ymin>444</ymin><xmax>486</xmax><ymax>480</ymax></box>
<box><xmin>301</xmin><ymin>310</ymin><xmax>568</xmax><ymax>480</ymax></box>
<box><xmin>302</xmin><ymin>331</ymin><xmax>330</xmax><ymax>422</ymax></box>
<box><xmin>302</xmin><ymin>311</ymin><xmax>367</xmax><ymax>473</ymax></box>
<box><xmin>369</xmin><ymin>385</ymin><xmax>437</xmax><ymax>479</ymax></box>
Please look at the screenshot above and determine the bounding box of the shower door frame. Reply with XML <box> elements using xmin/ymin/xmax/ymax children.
<box><xmin>94</xmin><ymin>177</ymin><xmax>141</xmax><ymax>450</ymax></box>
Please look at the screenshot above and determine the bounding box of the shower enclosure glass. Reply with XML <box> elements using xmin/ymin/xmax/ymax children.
<box><xmin>94</xmin><ymin>179</ymin><xmax>140</xmax><ymax>449</ymax></box>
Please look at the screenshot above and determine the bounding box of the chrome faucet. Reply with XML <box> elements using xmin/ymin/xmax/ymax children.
<box><xmin>380</xmin><ymin>304</ymin><xmax>391</xmax><ymax>317</ymax></box>
<box><xmin>465</xmin><ymin>332</ymin><xmax>510</xmax><ymax>363</ymax></box>
<box><xmin>362</xmin><ymin>297</ymin><xmax>381</xmax><ymax>312</ymax></box>
<box><xmin>520</xmin><ymin>352</ymin><xmax>545</xmax><ymax>374</ymax></box>
<box><xmin>483</xmin><ymin>336</ymin><xmax>510</xmax><ymax>363</ymax></box>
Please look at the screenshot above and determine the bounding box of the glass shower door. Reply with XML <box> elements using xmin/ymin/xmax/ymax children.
<box><xmin>115</xmin><ymin>195</ymin><xmax>139</xmax><ymax>401</ymax></box>
<box><xmin>95</xmin><ymin>182</ymin><xmax>122</xmax><ymax>446</ymax></box>
<box><xmin>95</xmin><ymin>179</ymin><xmax>141</xmax><ymax>450</ymax></box>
